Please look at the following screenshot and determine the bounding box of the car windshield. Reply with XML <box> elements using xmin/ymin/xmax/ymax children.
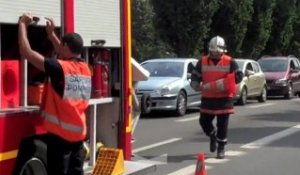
<box><xmin>142</xmin><ymin>61</ymin><xmax>184</xmax><ymax>77</ymax></box>
<box><xmin>258</xmin><ymin>59</ymin><xmax>288</xmax><ymax>72</ymax></box>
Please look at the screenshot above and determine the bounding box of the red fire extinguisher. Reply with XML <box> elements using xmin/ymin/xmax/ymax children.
<box><xmin>91</xmin><ymin>49</ymin><xmax>110</xmax><ymax>98</ymax></box>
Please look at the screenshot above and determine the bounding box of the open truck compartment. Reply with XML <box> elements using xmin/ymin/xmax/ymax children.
<box><xmin>0</xmin><ymin>1</ymin><xmax>155</xmax><ymax>174</ymax></box>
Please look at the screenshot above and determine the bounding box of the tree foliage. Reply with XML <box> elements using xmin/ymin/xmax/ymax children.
<box><xmin>211</xmin><ymin>0</ymin><xmax>253</xmax><ymax>57</ymax></box>
<box><xmin>288</xmin><ymin>1</ymin><xmax>300</xmax><ymax>56</ymax></box>
<box><xmin>151</xmin><ymin>0</ymin><xmax>219</xmax><ymax>57</ymax></box>
<box><xmin>243</xmin><ymin>0</ymin><xmax>276</xmax><ymax>59</ymax></box>
<box><xmin>265</xmin><ymin>0</ymin><xmax>298</xmax><ymax>55</ymax></box>
<box><xmin>132</xmin><ymin>0</ymin><xmax>300</xmax><ymax>59</ymax></box>
<box><xmin>132</xmin><ymin>0</ymin><xmax>170</xmax><ymax>61</ymax></box>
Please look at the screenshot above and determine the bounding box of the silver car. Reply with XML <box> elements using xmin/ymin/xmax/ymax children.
<box><xmin>136</xmin><ymin>58</ymin><xmax>201</xmax><ymax>116</ymax></box>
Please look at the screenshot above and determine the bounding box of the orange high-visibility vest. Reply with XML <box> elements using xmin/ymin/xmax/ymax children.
<box><xmin>201</xmin><ymin>55</ymin><xmax>236</xmax><ymax>98</ymax></box>
<box><xmin>41</xmin><ymin>59</ymin><xmax>91</xmax><ymax>142</ymax></box>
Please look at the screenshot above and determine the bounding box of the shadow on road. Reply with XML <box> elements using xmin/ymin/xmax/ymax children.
<box><xmin>140</xmin><ymin>109</ymin><xmax>199</xmax><ymax>119</ymax></box>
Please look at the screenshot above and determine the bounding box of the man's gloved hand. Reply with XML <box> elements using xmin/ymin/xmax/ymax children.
<box><xmin>190</xmin><ymin>73</ymin><xmax>201</xmax><ymax>91</ymax></box>
<box><xmin>235</xmin><ymin>70</ymin><xmax>244</xmax><ymax>84</ymax></box>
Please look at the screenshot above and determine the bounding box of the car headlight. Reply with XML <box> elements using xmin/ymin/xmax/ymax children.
<box><xmin>275</xmin><ymin>79</ymin><xmax>288</xmax><ymax>85</ymax></box>
<box><xmin>160</xmin><ymin>86</ymin><xmax>171</xmax><ymax>95</ymax></box>
<box><xmin>153</xmin><ymin>86</ymin><xmax>171</xmax><ymax>95</ymax></box>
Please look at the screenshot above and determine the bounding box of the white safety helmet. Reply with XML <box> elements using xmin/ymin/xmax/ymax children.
<box><xmin>208</xmin><ymin>36</ymin><xmax>227</xmax><ymax>59</ymax></box>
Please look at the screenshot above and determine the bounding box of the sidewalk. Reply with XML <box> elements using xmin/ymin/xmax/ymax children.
<box><xmin>84</xmin><ymin>160</ymin><xmax>156</xmax><ymax>175</ymax></box>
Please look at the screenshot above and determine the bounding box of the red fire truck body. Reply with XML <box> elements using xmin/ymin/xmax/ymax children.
<box><xmin>0</xmin><ymin>0</ymin><xmax>133</xmax><ymax>174</ymax></box>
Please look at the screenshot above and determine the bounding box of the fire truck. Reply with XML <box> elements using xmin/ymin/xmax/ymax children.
<box><xmin>0</xmin><ymin>0</ymin><xmax>153</xmax><ymax>174</ymax></box>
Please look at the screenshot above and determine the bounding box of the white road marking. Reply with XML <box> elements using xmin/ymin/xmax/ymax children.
<box><xmin>166</xmin><ymin>165</ymin><xmax>212</xmax><ymax>175</ymax></box>
<box><xmin>225</xmin><ymin>150</ymin><xmax>246</xmax><ymax>156</ymax></box>
<box><xmin>167</xmin><ymin>150</ymin><xmax>246</xmax><ymax>175</ymax></box>
<box><xmin>175</xmin><ymin>116</ymin><xmax>199</xmax><ymax>122</ymax></box>
<box><xmin>133</xmin><ymin>138</ymin><xmax>182</xmax><ymax>154</ymax></box>
<box><xmin>205</xmin><ymin>165</ymin><xmax>212</xmax><ymax>170</ymax></box>
<box><xmin>167</xmin><ymin>123</ymin><xmax>300</xmax><ymax>174</ymax></box>
<box><xmin>205</xmin><ymin>158</ymin><xmax>230</xmax><ymax>164</ymax></box>
<box><xmin>247</xmin><ymin>103</ymin><xmax>274</xmax><ymax>108</ymax></box>
<box><xmin>241</xmin><ymin>124</ymin><xmax>300</xmax><ymax>149</ymax></box>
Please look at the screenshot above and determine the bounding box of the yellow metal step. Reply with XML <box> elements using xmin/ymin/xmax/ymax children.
<box><xmin>92</xmin><ymin>147</ymin><xmax>125</xmax><ymax>175</ymax></box>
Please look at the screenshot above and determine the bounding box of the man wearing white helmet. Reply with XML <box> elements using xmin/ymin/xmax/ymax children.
<box><xmin>191</xmin><ymin>36</ymin><xmax>243</xmax><ymax>159</ymax></box>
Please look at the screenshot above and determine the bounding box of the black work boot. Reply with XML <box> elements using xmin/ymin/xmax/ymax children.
<box><xmin>217</xmin><ymin>144</ymin><xmax>225</xmax><ymax>159</ymax></box>
<box><xmin>209</xmin><ymin>134</ymin><xmax>217</xmax><ymax>152</ymax></box>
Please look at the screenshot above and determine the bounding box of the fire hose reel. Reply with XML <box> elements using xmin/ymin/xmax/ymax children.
<box><xmin>1</xmin><ymin>60</ymin><xmax>20</xmax><ymax>108</ymax></box>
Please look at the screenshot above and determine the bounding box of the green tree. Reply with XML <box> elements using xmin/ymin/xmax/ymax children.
<box><xmin>211</xmin><ymin>0</ymin><xmax>253</xmax><ymax>57</ymax></box>
<box><xmin>265</xmin><ymin>0</ymin><xmax>298</xmax><ymax>55</ymax></box>
<box><xmin>242</xmin><ymin>0</ymin><xmax>276</xmax><ymax>59</ymax></box>
<box><xmin>285</xmin><ymin>1</ymin><xmax>300</xmax><ymax>57</ymax></box>
<box><xmin>132</xmin><ymin>0</ymin><xmax>170</xmax><ymax>62</ymax></box>
<box><xmin>151</xmin><ymin>0</ymin><xmax>219</xmax><ymax>57</ymax></box>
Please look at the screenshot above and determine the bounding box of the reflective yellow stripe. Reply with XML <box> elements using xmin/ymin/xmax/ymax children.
<box><xmin>126</xmin><ymin>0</ymin><xmax>133</xmax><ymax>133</ymax></box>
<box><xmin>0</xmin><ymin>150</ymin><xmax>18</xmax><ymax>162</ymax></box>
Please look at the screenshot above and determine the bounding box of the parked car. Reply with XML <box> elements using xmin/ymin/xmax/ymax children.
<box><xmin>235</xmin><ymin>58</ymin><xmax>267</xmax><ymax>105</ymax></box>
<box><xmin>135</xmin><ymin>58</ymin><xmax>201</xmax><ymax>116</ymax></box>
<box><xmin>258</xmin><ymin>56</ymin><xmax>300</xmax><ymax>99</ymax></box>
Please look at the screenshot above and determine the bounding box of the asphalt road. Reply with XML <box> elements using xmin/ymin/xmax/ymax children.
<box><xmin>132</xmin><ymin>97</ymin><xmax>300</xmax><ymax>175</ymax></box>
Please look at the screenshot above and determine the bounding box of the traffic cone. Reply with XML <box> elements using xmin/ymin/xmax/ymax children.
<box><xmin>195</xmin><ymin>153</ymin><xmax>207</xmax><ymax>175</ymax></box>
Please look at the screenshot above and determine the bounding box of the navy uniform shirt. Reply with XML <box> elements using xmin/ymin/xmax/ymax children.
<box><xmin>44</xmin><ymin>58</ymin><xmax>64</xmax><ymax>97</ymax></box>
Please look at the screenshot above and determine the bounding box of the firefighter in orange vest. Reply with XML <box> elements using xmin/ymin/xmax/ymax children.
<box><xmin>18</xmin><ymin>13</ymin><xmax>91</xmax><ymax>175</ymax></box>
<box><xmin>191</xmin><ymin>36</ymin><xmax>243</xmax><ymax>159</ymax></box>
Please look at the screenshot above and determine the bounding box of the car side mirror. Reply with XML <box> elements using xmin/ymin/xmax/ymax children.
<box><xmin>290</xmin><ymin>69</ymin><xmax>299</xmax><ymax>73</ymax></box>
<box><xmin>245</xmin><ymin>70</ymin><xmax>255</xmax><ymax>76</ymax></box>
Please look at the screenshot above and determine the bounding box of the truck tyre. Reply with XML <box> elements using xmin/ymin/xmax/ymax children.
<box><xmin>141</xmin><ymin>93</ymin><xmax>151</xmax><ymax>114</ymax></box>
<box><xmin>13</xmin><ymin>138</ymin><xmax>47</xmax><ymax>175</ymax></box>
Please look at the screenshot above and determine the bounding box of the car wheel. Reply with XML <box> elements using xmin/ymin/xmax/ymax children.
<box><xmin>141</xmin><ymin>93</ymin><xmax>152</xmax><ymax>114</ymax></box>
<box><xmin>238</xmin><ymin>87</ymin><xmax>247</xmax><ymax>105</ymax></box>
<box><xmin>258</xmin><ymin>86</ymin><xmax>267</xmax><ymax>103</ymax></box>
<box><xmin>284</xmin><ymin>83</ymin><xmax>293</xmax><ymax>99</ymax></box>
<box><xmin>13</xmin><ymin>138</ymin><xmax>47</xmax><ymax>175</ymax></box>
<box><xmin>175</xmin><ymin>91</ymin><xmax>187</xmax><ymax>116</ymax></box>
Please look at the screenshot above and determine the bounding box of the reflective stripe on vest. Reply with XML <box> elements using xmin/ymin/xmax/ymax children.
<box><xmin>203</xmin><ymin>83</ymin><xmax>211</xmax><ymax>91</ymax></box>
<box><xmin>202</xmin><ymin>78</ymin><xmax>225</xmax><ymax>92</ymax></box>
<box><xmin>200</xmin><ymin>108</ymin><xmax>234</xmax><ymax>115</ymax></box>
<box><xmin>64</xmin><ymin>74</ymin><xmax>91</xmax><ymax>100</ymax></box>
<box><xmin>216</xmin><ymin>79</ymin><xmax>225</xmax><ymax>91</ymax></box>
<box><xmin>202</xmin><ymin>65</ymin><xmax>230</xmax><ymax>72</ymax></box>
<box><xmin>41</xmin><ymin>111</ymin><xmax>83</xmax><ymax>133</ymax></box>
